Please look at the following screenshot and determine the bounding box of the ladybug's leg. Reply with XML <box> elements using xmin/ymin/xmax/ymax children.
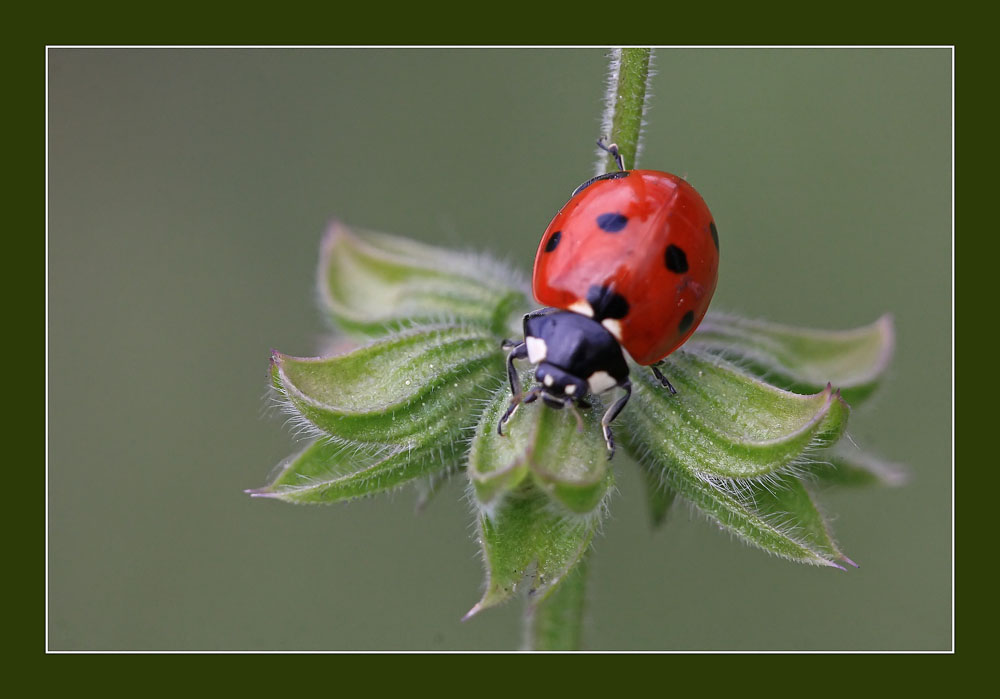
<box><xmin>522</xmin><ymin>387</ymin><xmax>542</xmax><ymax>403</ymax></box>
<box><xmin>498</xmin><ymin>386</ymin><xmax>543</xmax><ymax>436</ymax></box>
<box><xmin>570</xmin><ymin>171</ymin><xmax>631</xmax><ymax>197</ymax></box>
<box><xmin>504</xmin><ymin>341</ymin><xmax>527</xmax><ymax>396</ymax></box>
<box><xmin>522</xmin><ymin>307</ymin><xmax>557</xmax><ymax>322</ymax></box>
<box><xmin>597</xmin><ymin>137</ymin><xmax>626</xmax><ymax>172</ymax></box>
<box><xmin>600</xmin><ymin>379</ymin><xmax>632</xmax><ymax>460</ymax></box>
<box><xmin>650</xmin><ymin>363</ymin><xmax>678</xmax><ymax>395</ymax></box>
<box><xmin>497</xmin><ymin>341</ymin><xmax>528</xmax><ymax>435</ymax></box>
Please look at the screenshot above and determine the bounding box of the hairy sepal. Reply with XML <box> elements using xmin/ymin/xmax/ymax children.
<box><xmin>468</xmin><ymin>370</ymin><xmax>611</xmax><ymax>516</ymax></box>
<box><xmin>465</xmin><ymin>482</ymin><xmax>608</xmax><ymax>620</ymax></box>
<box><xmin>638</xmin><ymin>460</ymin><xmax>677</xmax><ymax>528</ymax></box>
<box><xmin>689</xmin><ymin>313</ymin><xmax>894</xmax><ymax>405</ymax></box>
<box><xmin>626</xmin><ymin>351</ymin><xmax>849</xmax><ymax>482</ymax></box>
<box><xmin>319</xmin><ymin>222</ymin><xmax>530</xmax><ymax>338</ymax></box>
<box><xmin>249</xmin><ymin>436</ymin><xmax>465</xmax><ymax>504</ymax></box>
<box><xmin>809</xmin><ymin>443</ymin><xmax>909</xmax><ymax>488</ymax></box>
<box><xmin>630</xmin><ymin>437</ymin><xmax>850</xmax><ymax>568</ymax></box>
<box><xmin>271</xmin><ymin>325</ymin><xmax>501</xmax><ymax>444</ymax></box>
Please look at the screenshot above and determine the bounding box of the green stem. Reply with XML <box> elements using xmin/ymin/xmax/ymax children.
<box><xmin>521</xmin><ymin>49</ymin><xmax>655</xmax><ymax>652</ymax></box>
<box><xmin>523</xmin><ymin>554</ymin><xmax>590</xmax><ymax>651</ymax></box>
<box><xmin>598</xmin><ymin>48</ymin><xmax>654</xmax><ymax>174</ymax></box>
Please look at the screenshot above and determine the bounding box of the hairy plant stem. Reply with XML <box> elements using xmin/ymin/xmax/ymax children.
<box><xmin>597</xmin><ymin>48</ymin><xmax>654</xmax><ymax>175</ymax></box>
<box><xmin>524</xmin><ymin>47</ymin><xmax>653</xmax><ymax>651</ymax></box>
<box><xmin>523</xmin><ymin>554</ymin><xmax>590</xmax><ymax>651</ymax></box>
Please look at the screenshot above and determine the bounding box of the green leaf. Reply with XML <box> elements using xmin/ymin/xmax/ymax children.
<box><xmin>468</xmin><ymin>370</ymin><xmax>611</xmax><ymax>515</ymax></box>
<box><xmin>464</xmin><ymin>483</ymin><xmax>608</xmax><ymax>619</ymax></box>
<box><xmin>318</xmin><ymin>223</ymin><xmax>530</xmax><ymax>338</ymax></box>
<box><xmin>271</xmin><ymin>325</ymin><xmax>501</xmax><ymax>444</ymax></box>
<box><xmin>810</xmin><ymin>444</ymin><xmax>909</xmax><ymax>488</ymax></box>
<box><xmin>689</xmin><ymin>313</ymin><xmax>894</xmax><ymax>404</ymax></box>
<box><xmin>626</xmin><ymin>350</ymin><xmax>849</xmax><ymax>481</ymax></box>
<box><xmin>248</xmin><ymin>437</ymin><xmax>464</xmax><ymax>504</ymax></box>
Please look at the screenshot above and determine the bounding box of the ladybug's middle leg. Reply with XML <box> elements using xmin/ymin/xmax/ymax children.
<box><xmin>498</xmin><ymin>341</ymin><xmax>528</xmax><ymax>435</ymax></box>
<box><xmin>600</xmin><ymin>379</ymin><xmax>632</xmax><ymax>460</ymax></box>
<box><xmin>650</xmin><ymin>363</ymin><xmax>678</xmax><ymax>395</ymax></box>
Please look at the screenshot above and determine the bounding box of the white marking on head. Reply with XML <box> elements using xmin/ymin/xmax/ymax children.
<box><xmin>587</xmin><ymin>370</ymin><xmax>618</xmax><ymax>394</ymax></box>
<box><xmin>543</xmin><ymin>373</ymin><xmax>554</xmax><ymax>387</ymax></box>
<box><xmin>568</xmin><ymin>300</ymin><xmax>594</xmax><ymax>317</ymax></box>
<box><xmin>601</xmin><ymin>318</ymin><xmax>623</xmax><ymax>341</ymax></box>
<box><xmin>564</xmin><ymin>384</ymin><xmax>576</xmax><ymax>395</ymax></box>
<box><xmin>525</xmin><ymin>336</ymin><xmax>547</xmax><ymax>364</ymax></box>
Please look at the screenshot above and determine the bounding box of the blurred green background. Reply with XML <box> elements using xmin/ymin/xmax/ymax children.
<box><xmin>48</xmin><ymin>48</ymin><xmax>951</xmax><ymax>650</ymax></box>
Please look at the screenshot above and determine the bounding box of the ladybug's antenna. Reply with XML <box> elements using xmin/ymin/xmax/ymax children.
<box><xmin>597</xmin><ymin>137</ymin><xmax>626</xmax><ymax>172</ymax></box>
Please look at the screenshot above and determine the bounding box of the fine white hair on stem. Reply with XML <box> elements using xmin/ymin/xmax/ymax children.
<box><xmin>595</xmin><ymin>48</ymin><xmax>657</xmax><ymax>176</ymax></box>
<box><xmin>595</xmin><ymin>48</ymin><xmax>622</xmax><ymax>177</ymax></box>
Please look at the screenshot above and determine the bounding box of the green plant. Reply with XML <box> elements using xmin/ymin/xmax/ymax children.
<box><xmin>248</xmin><ymin>49</ymin><xmax>902</xmax><ymax>650</ymax></box>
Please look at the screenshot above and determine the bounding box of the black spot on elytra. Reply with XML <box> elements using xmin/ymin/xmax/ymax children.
<box><xmin>544</xmin><ymin>230</ymin><xmax>561</xmax><ymax>252</ymax></box>
<box><xmin>709</xmin><ymin>221</ymin><xmax>719</xmax><ymax>251</ymax></box>
<box><xmin>596</xmin><ymin>212</ymin><xmax>628</xmax><ymax>233</ymax></box>
<box><xmin>587</xmin><ymin>285</ymin><xmax>630</xmax><ymax>320</ymax></box>
<box><xmin>678</xmin><ymin>310</ymin><xmax>695</xmax><ymax>335</ymax></box>
<box><xmin>664</xmin><ymin>244</ymin><xmax>689</xmax><ymax>274</ymax></box>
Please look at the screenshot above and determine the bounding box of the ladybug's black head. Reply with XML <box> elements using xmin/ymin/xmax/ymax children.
<box><xmin>534</xmin><ymin>362</ymin><xmax>588</xmax><ymax>407</ymax></box>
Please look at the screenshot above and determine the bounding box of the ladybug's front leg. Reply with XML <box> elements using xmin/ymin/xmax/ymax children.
<box><xmin>650</xmin><ymin>363</ymin><xmax>678</xmax><ymax>395</ymax></box>
<box><xmin>497</xmin><ymin>340</ymin><xmax>528</xmax><ymax>435</ymax></box>
<box><xmin>596</xmin><ymin>137</ymin><xmax>626</xmax><ymax>171</ymax></box>
<box><xmin>600</xmin><ymin>379</ymin><xmax>632</xmax><ymax>460</ymax></box>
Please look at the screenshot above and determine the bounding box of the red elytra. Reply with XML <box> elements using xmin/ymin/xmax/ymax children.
<box><xmin>532</xmin><ymin>169</ymin><xmax>719</xmax><ymax>366</ymax></box>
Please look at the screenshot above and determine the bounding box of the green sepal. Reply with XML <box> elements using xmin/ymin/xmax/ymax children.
<box><xmin>468</xmin><ymin>370</ymin><xmax>611</xmax><ymax>515</ymax></box>
<box><xmin>248</xmin><ymin>436</ymin><xmax>465</xmax><ymax>504</ymax></box>
<box><xmin>271</xmin><ymin>325</ymin><xmax>501</xmax><ymax>444</ymax></box>
<box><xmin>627</xmin><ymin>350</ymin><xmax>849</xmax><ymax>481</ymax></box>
<box><xmin>635</xmin><ymin>447</ymin><xmax>851</xmax><ymax>568</ymax></box>
<box><xmin>318</xmin><ymin>223</ymin><xmax>530</xmax><ymax>338</ymax></box>
<box><xmin>464</xmin><ymin>482</ymin><xmax>608</xmax><ymax>620</ymax></box>
<box><xmin>414</xmin><ymin>466</ymin><xmax>463</xmax><ymax>513</ymax></box>
<box><xmin>529</xmin><ymin>404</ymin><xmax>612</xmax><ymax>514</ymax></box>
<box><xmin>467</xmin><ymin>379</ymin><xmax>535</xmax><ymax>508</ymax></box>
<box><xmin>638</xmin><ymin>460</ymin><xmax>677</xmax><ymax>528</ymax></box>
<box><xmin>690</xmin><ymin>313</ymin><xmax>894</xmax><ymax>404</ymax></box>
<box><xmin>810</xmin><ymin>443</ymin><xmax>909</xmax><ymax>488</ymax></box>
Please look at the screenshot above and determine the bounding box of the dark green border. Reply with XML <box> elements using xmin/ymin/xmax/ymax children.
<box><xmin>30</xmin><ymin>3</ymin><xmax>966</xmax><ymax>689</ymax></box>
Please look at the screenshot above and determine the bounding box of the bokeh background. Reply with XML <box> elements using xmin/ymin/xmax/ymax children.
<box><xmin>48</xmin><ymin>48</ymin><xmax>951</xmax><ymax>651</ymax></box>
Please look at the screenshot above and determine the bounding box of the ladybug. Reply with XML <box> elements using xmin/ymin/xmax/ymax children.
<box><xmin>498</xmin><ymin>140</ymin><xmax>720</xmax><ymax>458</ymax></box>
